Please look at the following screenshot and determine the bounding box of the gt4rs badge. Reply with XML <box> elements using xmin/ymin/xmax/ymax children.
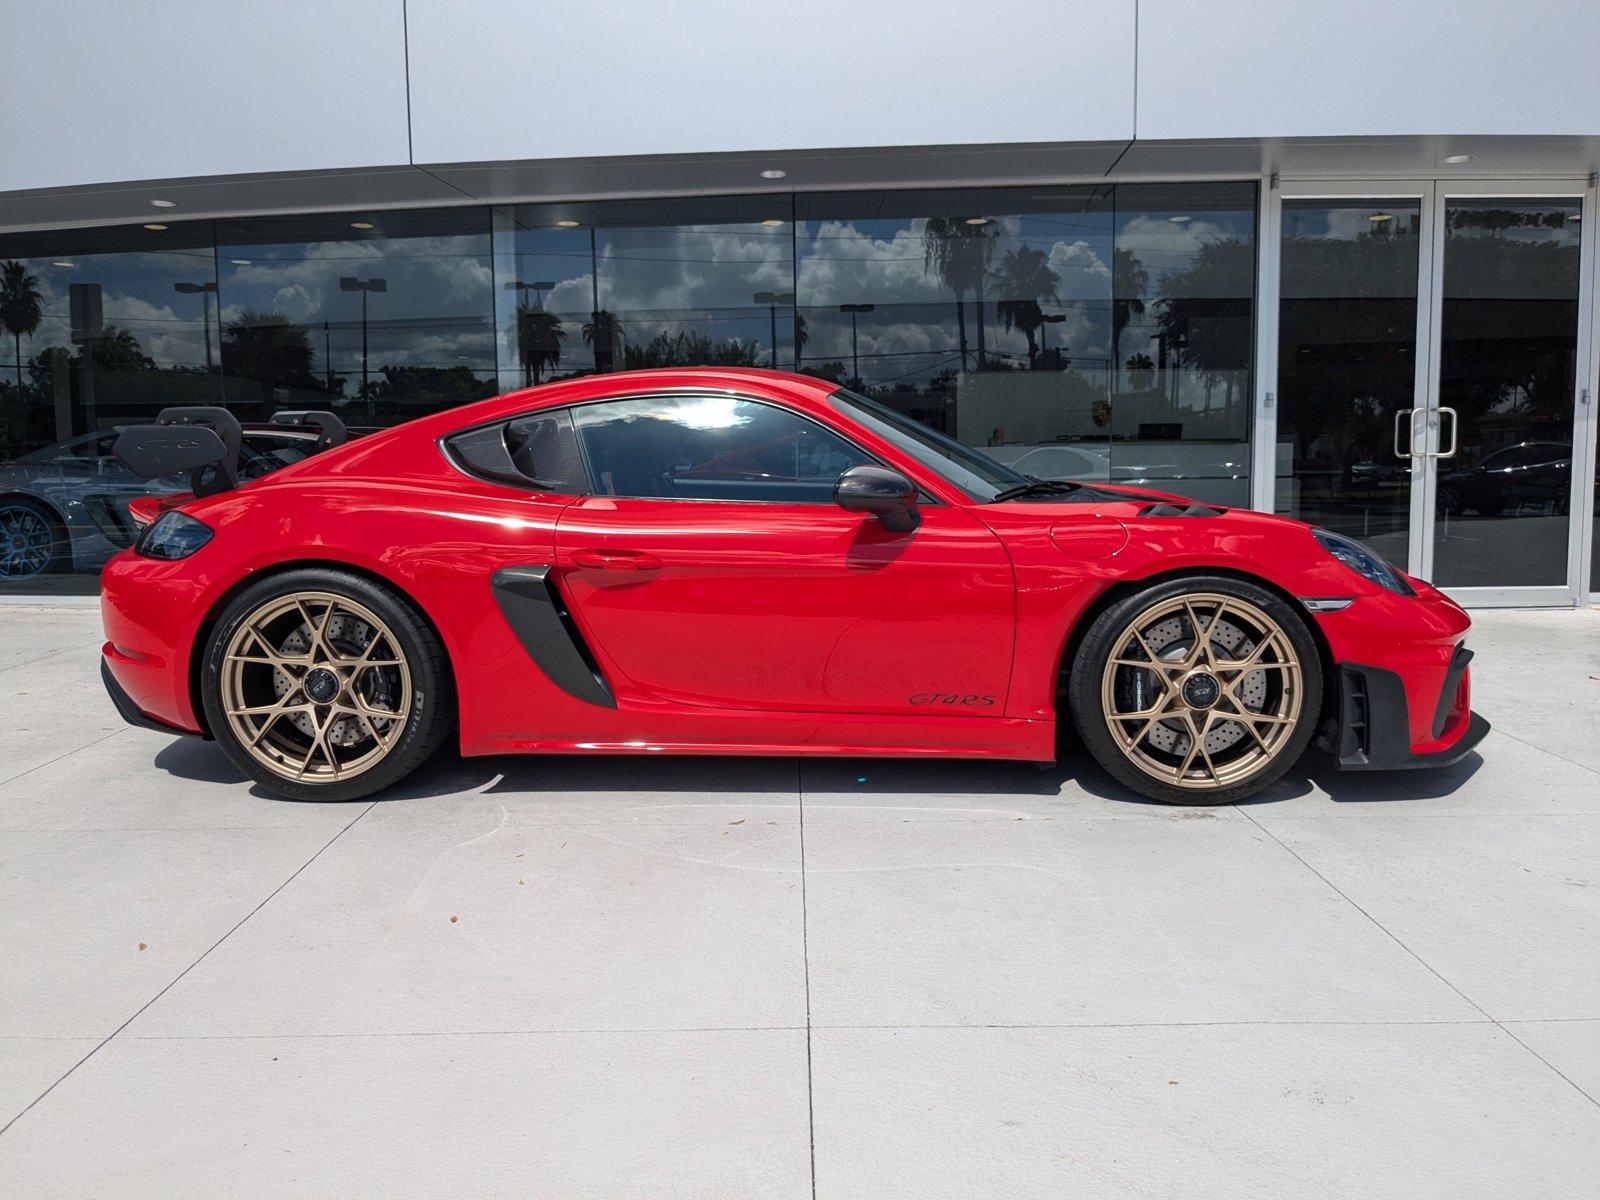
<box><xmin>909</xmin><ymin>693</ymin><xmax>995</xmax><ymax>708</ymax></box>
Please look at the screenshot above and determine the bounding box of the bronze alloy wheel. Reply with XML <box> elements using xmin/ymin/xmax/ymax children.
<box><xmin>1098</xmin><ymin>591</ymin><xmax>1305</xmax><ymax>792</ymax></box>
<box><xmin>218</xmin><ymin>591</ymin><xmax>413</xmax><ymax>783</ymax></box>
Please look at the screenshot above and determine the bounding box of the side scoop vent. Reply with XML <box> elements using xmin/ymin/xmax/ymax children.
<box><xmin>1136</xmin><ymin>502</ymin><xmax>1225</xmax><ymax>518</ymax></box>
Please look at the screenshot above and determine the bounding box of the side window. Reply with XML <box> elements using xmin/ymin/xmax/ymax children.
<box><xmin>443</xmin><ymin>408</ymin><xmax>588</xmax><ymax>493</ymax></box>
<box><xmin>570</xmin><ymin>394</ymin><xmax>871</xmax><ymax>502</ymax></box>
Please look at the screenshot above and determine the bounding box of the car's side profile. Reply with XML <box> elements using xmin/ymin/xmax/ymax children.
<box><xmin>99</xmin><ymin>368</ymin><xmax>1488</xmax><ymax>805</ymax></box>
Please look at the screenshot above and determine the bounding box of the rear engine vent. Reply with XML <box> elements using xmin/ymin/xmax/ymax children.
<box><xmin>1135</xmin><ymin>502</ymin><xmax>1225</xmax><ymax>518</ymax></box>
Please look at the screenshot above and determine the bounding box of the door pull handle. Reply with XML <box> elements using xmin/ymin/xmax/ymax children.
<box><xmin>1393</xmin><ymin>408</ymin><xmax>1415</xmax><ymax>459</ymax></box>
<box><xmin>1434</xmin><ymin>407</ymin><xmax>1459</xmax><ymax>460</ymax></box>
<box><xmin>571</xmin><ymin>549</ymin><xmax>662</xmax><ymax>572</ymax></box>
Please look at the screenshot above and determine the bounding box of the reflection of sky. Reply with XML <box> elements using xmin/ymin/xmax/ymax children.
<box><xmin>7</xmin><ymin>249</ymin><xmax>215</xmax><ymax>369</ymax></box>
<box><xmin>503</xmin><ymin>194</ymin><xmax>1257</xmax><ymax>391</ymax></box>
<box><xmin>216</xmin><ymin>233</ymin><xmax>496</xmax><ymax>377</ymax></box>
<box><xmin>3</xmin><ymin>187</ymin><xmax>1259</xmax><ymax>405</ymax></box>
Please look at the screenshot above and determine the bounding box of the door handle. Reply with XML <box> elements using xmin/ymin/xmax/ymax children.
<box><xmin>571</xmin><ymin>548</ymin><xmax>662</xmax><ymax>572</ymax></box>
<box><xmin>1393</xmin><ymin>408</ymin><xmax>1416</xmax><ymax>459</ymax></box>
<box><xmin>1434</xmin><ymin>407</ymin><xmax>1459</xmax><ymax>459</ymax></box>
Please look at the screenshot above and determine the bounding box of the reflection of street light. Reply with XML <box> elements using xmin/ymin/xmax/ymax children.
<box><xmin>505</xmin><ymin>280</ymin><xmax>555</xmax><ymax>305</ymax></box>
<box><xmin>754</xmin><ymin>291</ymin><xmax>794</xmax><ymax>369</ymax></box>
<box><xmin>173</xmin><ymin>281</ymin><xmax>217</xmax><ymax>372</ymax></box>
<box><xmin>839</xmin><ymin>303</ymin><xmax>875</xmax><ymax>387</ymax></box>
<box><xmin>340</xmin><ymin>275</ymin><xmax>387</xmax><ymax>414</ymax></box>
<box><xmin>1039</xmin><ymin>312</ymin><xmax>1066</xmax><ymax>363</ymax></box>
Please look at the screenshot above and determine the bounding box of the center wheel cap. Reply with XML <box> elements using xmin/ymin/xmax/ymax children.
<box><xmin>1180</xmin><ymin>671</ymin><xmax>1221</xmax><ymax>709</ymax></box>
<box><xmin>304</xmin><ymin>667</ymin><xmax>340</xmax><ymax>704</ymax></box>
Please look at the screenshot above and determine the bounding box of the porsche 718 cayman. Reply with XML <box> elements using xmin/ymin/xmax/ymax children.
<box><xmin>98</xmin><ymin>369</ymin><xmax>1488</xmax><ymax>805</ymax></box>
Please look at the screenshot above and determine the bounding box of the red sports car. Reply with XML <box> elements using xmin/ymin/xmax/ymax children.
<box><xmin>99</xmin><ymin>368</ymin><xmax>1488</xmax><ymax>805</ymax></box>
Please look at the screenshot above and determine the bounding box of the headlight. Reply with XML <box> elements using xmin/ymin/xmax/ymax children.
<box><xmin>135</xmin><ymin>511</ymin><xmax>214</xmax><ymax>560</ymax></box>
<box><xmin>1312</xmin><ymin>528</ymin><xmax>1413</xmax><ymax>595</ymax></box>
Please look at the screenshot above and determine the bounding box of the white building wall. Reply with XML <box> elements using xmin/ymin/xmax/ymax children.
<box><xmin>1136</xmin><ymin>0</ymin><xmax>1600</xmax><ymax>141</ymax></box>
<box><xmin>2</xmin><ymin>0</ymin><xmax>1597</xmax><ymax>197</ymax></box>
<box><xmin>405</xmin><ymin>0</ymin><xmax>1136</xmax><ymax>163</ymax></box>
<box><xmin>0</xmin><ymin>0</ymin><xmax>411</xmax><ymax>193</ymax></box>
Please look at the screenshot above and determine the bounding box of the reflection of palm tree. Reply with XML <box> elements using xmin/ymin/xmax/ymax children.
<box><xmin>992</xmin><ymin>246</ymin><xmax>1061</xmax><ymax>369</ymax></box>
<box><xmin>1111</xmin><ymin>249</ymin><xmax>1148</xmax><ymax>388</ymax></box>
<box><xmin>517</xmin><ymin>304</ymin><xmax>566</xmax><ymax>385</ymax></box>
<box><xmin>221</xmin><ymin>309</ymin><xmax>318</xmax><ymax>411</ymax></box>
<box><xmin>89</xmin><ymin>325</ymin><xmax>155</xmax><ymax>370</ymax></box>
<box><xmin>0</xmin><ymin>260</ymin><xmax>44</xmax><ymax>395</ymax></box>
<box><xmin>922</xmin><ymin>218</ymin><xmax>998</xmax><ymax>370</ymax></box>
<box><xmin>1124</xmin><ymin>352</ymin><xmax>1155</xmax><ymax>391</ymax></box>
<box><xmin>1153</xmin><ymin>237</ymin><xmax>1254</xmax><ymax>413</ymax></box>
<box><xmin>581</xmin><ymin>309</ymin><xmax>622</xmax><ymax>373</ymax></box>
<box><xmin>794</xmin><ymin>312</ymin><xmax>809</xmax><ymax>362</ymax></box>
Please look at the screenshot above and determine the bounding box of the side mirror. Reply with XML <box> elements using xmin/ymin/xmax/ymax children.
<box><xmin>834</xmin><ymin>465</ymin><xmax>920</xmax><ymax>533</ymax></box>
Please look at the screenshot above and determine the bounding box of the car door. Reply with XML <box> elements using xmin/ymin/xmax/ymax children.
<box><xmin>552</xmin><ymin>392</ymin><xmax>1015</xmax><ymax>715</ymax></box>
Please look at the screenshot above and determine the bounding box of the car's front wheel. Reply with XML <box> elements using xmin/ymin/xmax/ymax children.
<box><xmin>201</xmin><ymin>569</ymin><xmax>455</xmax><ymax>802</ymax></box>
<box><xmin>1068</xmin><ymin>576</ymin><xmax>1321</xmax><ymax>805</ymax></box>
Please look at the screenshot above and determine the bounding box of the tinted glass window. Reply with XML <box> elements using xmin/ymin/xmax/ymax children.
<box><xmin>571</xmin><ymin>394</ymin><xmax>870</xmax><ymax>502</ymax></box>
<box><xmin>495</xmin><ymin>196</ymin><xmax>795</xmax><ymax>386</ymax></box>
<box><xmin>215</xmin><ymin>208</ymin><xmax>497</xmax><ymax>426</ymax></box>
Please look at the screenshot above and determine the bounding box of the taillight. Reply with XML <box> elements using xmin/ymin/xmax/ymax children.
<box><xmin>135</xmin><ymin>511</ymin><xmax>214</xmax><ymax>560</ymax></box>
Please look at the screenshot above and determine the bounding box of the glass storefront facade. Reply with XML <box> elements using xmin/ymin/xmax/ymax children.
<box><xmin>0</xmin><ymin>181</ymin><xmax>1259</xmax><ymax>590</ymax></box>
<box><xmin>3</xmin><ymin>177</ymin><xmax>1595</xmax><ymax>601</ymax></box>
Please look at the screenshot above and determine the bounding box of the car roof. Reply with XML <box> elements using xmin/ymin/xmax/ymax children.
<box><xmin>375</xmin><ymin>367</ymin><xmax>846</xmax><ymax>445</ymax></box>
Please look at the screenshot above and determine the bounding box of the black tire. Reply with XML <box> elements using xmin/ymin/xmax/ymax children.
<box><xmin>1068</xmin><ymin>575</ymin><xmax>1322</xmax><ymax>806</ymax></box>
<box><xmin>201</xmin><ymin>568</ymin><xmax>455</xmax><ymax>802</ymax></box>
<box><xmin>0</xmin><ymin>496</ymin><xmax>72</xmax><ymax>580</ymax></box>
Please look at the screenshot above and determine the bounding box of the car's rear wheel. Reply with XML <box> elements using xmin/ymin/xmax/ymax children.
<box><xmin>0</xmin><ymin>498</ymin><xmax>70</xmax><ymax>580</ymax></box>
<box><xmin>201</xmin><ymin>569</ymin><xmax>455</xmax><ymax>802</ymax></box>
<box><xmin>1069</xmin><ymin>576</ymin><xmax>1321</xmax><ymax>805</ymax></box>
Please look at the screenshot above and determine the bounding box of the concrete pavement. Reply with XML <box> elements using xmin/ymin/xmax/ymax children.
<box><xmin>0</xmin><ymin>604</ymin><xmax>1596</xmax><ymax>1197</ymax></box>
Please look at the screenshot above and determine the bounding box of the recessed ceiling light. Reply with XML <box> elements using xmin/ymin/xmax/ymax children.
<box><xmin>1440</xmin><ymin>154</ymin><xmax>1475</xmax><ymax>164</ymax></box>
<box><xmin>350</xmin><ymin>221</ymin><xmax>375</xmax><ymax>230</ymax></box>
<box><xmin>230</xmin><ymin>258</ymin><xmax>252</xmax><ymax>265</ymax></box>
<box><xmin>1368</xmin><ymin>212</ymin><xmax>1395</xmax><ymax>223</ymax></box>
<box><xmin>761</xmin><ymin>218</ymin><xmax>784</xmax><ymax>227</ymax></box>
<box><xmin>1168</xmin><ymin>214</ymin><xmax>1192</xmax><ymax>223</ymax></box>
<box><xmin>143</xmin><ymin>223</ymin><xmax>167</xmax><ymax>231</ymax></box>
<box><xmin>759</xmin><ymin>169</ymin><xmax>787</xmax><ymax>180</ymax></box>
<box><xmin>51</xmin><ymin>260</ymin><xmax>74</xmax><ymax>268</ymax></box>
<box><xmin>555</xmin><ymin>219</ymin><xmax>581</xmax><ymax>228</ymax></box>
<box><xmin>149</xmin><ymin>199</ymin><xmax>177</xmax><ymax>208</ymax></box>
<box><xmin>964</xmin><ymin>216</ymin><xmax>990</xmax><ymax>226</ymax></box>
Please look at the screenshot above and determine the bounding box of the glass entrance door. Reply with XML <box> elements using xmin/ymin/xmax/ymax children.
<box><xmin>1425</xmin><ymin>194</ymin><xmax>1584</xmax><ymax>597</ymax></box>
<box><xmin>1275</xmin><ymin>196</ymin><xmax>1427</xmax><ymax>571</ymax></box>
<box><xmin>1274</xmin><ymin>181</ymin><xmax>1593</xmax><ymax>605</ymax></box>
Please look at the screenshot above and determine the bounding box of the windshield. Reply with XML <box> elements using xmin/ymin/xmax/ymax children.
<box><xmin>829</xmin><ymin>388</ymin><xmax>1028</xmax><ymax>502</ymax></box>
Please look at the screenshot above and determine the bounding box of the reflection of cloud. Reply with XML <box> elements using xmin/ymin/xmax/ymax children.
<box><xmin>528</xmin><ymin>224</ymin><xmax>791</xmax><ymax>351</ymax></box>
<box><xmin>216</xmin><ymin>235</ymin><xmax>496</xmax><ymax>369</ymax></box>
<box><xmin>1117</xmin><ymin>214</ymin><xmax>1245</xmax><ymax>281</ymax></box>
<box><xmin>19</xmin><ymin>270</ymin><xmax>206</xmax><ymax>368</ymax></box>
<box><xmin>518</xmin><ymin>217</ymin><xmax>1121</xmax><ymax>386</ymax></box>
